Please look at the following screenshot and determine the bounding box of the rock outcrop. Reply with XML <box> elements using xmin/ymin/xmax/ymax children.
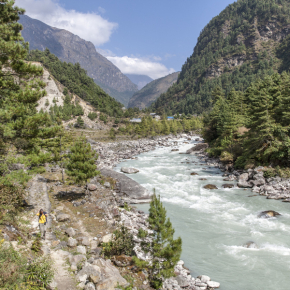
<box><xmin>99</xmin><ymin>168</ymin><xmax>151</xmax><ymax>203</ymax></box>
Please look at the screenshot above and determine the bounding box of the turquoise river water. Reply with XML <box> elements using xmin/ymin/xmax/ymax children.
<box><xmin>115</xmin><ymin>137</ymin><xmax>290</xmax><ymax>290</ymax></box>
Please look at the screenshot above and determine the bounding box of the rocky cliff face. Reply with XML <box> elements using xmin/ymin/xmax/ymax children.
<box><xmin>128</xmin><ymin>72</ymin><xmax>179</xmax><ymax>109</ymax></box>
<box><xmin>19</xmin><ymin>15</ymin><xmax>138</xmax><ymax>106</ymax></box>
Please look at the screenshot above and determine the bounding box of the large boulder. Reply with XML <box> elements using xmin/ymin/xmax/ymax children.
<box><xmin>100</xmin><ymin>168</ymin><xmax>152</xmax><ymax>203</ymax></box>
<box><xmin>121</xmin><ymin>167</ymin><xmax>139</xmax><ymax>174</ymax></box>
<box><xmin>237</xmin><ymin>173</ymin><xmax>252</xmax><ymax>188</ymax></box>
<box><xmin>93</xmin><ymin>259</ymin><xmax>128</xmax><ymax>288</ymax></box>
<box><xmin>56</xmin><ymin>213</ymin><xmax>70</xmax><ymax>222</ymax></box>
<box><xmin>186</xmin><ymin>143</ymin><xmax>208</xmax><ymax>154</ymax></box>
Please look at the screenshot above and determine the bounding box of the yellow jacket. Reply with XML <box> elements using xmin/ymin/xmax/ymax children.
<box><xmin>37</xmin><ymin>212</ymin><xmax>47</xmax><ymax>224</ymax></box>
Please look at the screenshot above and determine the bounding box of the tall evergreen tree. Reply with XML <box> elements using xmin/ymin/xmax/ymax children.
<box><xmin>135</xmin><ymin>192</ymin><xmax>182</xmax><ymax>289</ymax></box>
<box><xmin>66</xmin><ymin>138</ymin><xmax>100</xmax><ymax>188</ymax></box>
<box><xmin>0</xmin><ymin>0</ymin><xmax>59</xmax><ymax>174</ymax></box>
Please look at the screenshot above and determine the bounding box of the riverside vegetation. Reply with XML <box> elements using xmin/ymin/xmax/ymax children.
<box><xmin>0</xmin><ymin>2</ymin><xmax>194</xmax><ymax>289</ymax></box>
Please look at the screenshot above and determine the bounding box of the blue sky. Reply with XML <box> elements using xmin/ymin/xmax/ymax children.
<box><xmin>18</xmin><ymin>0</ymin><xmax>236</xmax><ymax>79</ymax></box>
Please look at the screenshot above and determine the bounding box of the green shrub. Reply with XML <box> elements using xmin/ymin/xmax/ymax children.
<box><xmin>0</xmin><ymin>244</ymin><xmax>53</xmax><ymax>289</ymax></box>
<box><xmin>263</xmin><ymin>168</ymin><xmax>277</xmax><ymax>179</ymax></box>
<box><xmin>102</xmin><ymin>226</ymin><xmax>134</xmax><ymax>257</ymax></box>
<box><xmin>88</xmin><ymin>112</ymin><xmax>98</xmax><ymax>120</ymax></box>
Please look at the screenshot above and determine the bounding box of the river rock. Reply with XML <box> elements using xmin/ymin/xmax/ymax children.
<box><xmin>204</xmin><ymin>184</ymin><xmax>218</xmax><ymax>190</ymax></box>
<box><xmin>121</xmin><ymin>167</ymin><xmax>139</xmax><ymax>174</ymax></box>
<box><xmin>191</xmin><ymin>172</ymin><xmax>199</xmax><ymax>176</ymax></box>
<box><xmin>258</xmin><ymin>210</ymin><xmax>281</xmax><ymax>218</ymax></box>
<box><xmin>222</xmin><ymin>184</ymin><xmax>234</xmax><ymax>189</ymax></box>
<box><xmin>100</xmin><ymin>168</ymin><xmax>152</xmax><ymax>203</ymax></box>
<box><xmin>199</xmin><ymin>178</ymin><xmax>207</xmax><ymax>181</ymax></box>
<box><xmin>243</xmin><ymin>241</ymin><xmax>258</xmax><ymax>249</ymax></box>
<box><xmin>186</xmin><ymin>143</ymin><xmax>209</xmax><ymax>154</ymax></box>
<box><xmin>171</xmin><ymin>149</ymin><xmax>179</xmax><ymax>152</ymax></box>
<box><xmin>207</xmin><ymin>281</ymin><xmax>220</xmax><ymax>288</ymax></box>
<box><xmin>175</xmin><ymin>275</ymin><xmax>189</xmax><ymax>287</ymax></box>
<box><xmin>237</xmin><ymin>174</ymin><xmax>253</xmax><ymax>188</ymax></box>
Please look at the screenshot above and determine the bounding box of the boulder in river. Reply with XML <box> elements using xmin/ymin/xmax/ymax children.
<box><xmin>199</xmin><ymin>178</ymin><xmax>207</xmax><ymax>181</ymax></box>
<box><xmin>100</xmin><ymin>168</ymin><xmax>151</xmax><ymax>203</ymax></box>
<box><xmin>243</xmin><ymin>241</ymin><xmax>258</xmax><ymax>249</ymax></box>
<box><xmin>222</xmin><ymin>184</ymin><xmax>234</xmax><ymax>189</ymax></box>
<box><xmin>121</xmin><ymin>167</ymin><xmax>139</xmax><ymax>174</ymax></box>
<box><xmin>258</xmin><ymin>210</ymin><xmax>281</xmax><ymax>218</ymax></box>
<box><xmin>190</xmin><ymin>172</ymin><xmax>199</xmax><ymax>176</ymax></box>
<box><xmin>204</xmin><ymin>184</ymin><xmax>218</xmax><ymax>190</ymax></box>
<box><xmin>171</xmin><ymin>149</ymin><xmax>179</xmax><ymax>152</ymax></box>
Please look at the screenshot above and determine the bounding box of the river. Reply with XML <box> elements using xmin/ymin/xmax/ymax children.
<box><xmin>115</xmin><ymin>136</ymin><xmax>290</xmax><ymax>290</ymax></box>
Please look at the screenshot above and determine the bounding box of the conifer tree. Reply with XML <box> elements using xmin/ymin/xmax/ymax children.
<box><xmin>66</xmin><ymin>138</ymin><xmax>100</xmax><ymax>188</ymax></box>
<box><xmin>0</xmin><ymin>0</ymin><xmax>60</xmax><ymax>172</ymax></box>
<box><xmin>135</xmin><ymin>192</ymin><xmax>182</xmax><ymax>289</ymax></box>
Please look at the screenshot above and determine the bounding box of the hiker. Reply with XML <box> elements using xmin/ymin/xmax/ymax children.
<box><xmin>37</xmin><ymin>209</ymin><xmax>48</xmax><ymax>239</ymax></box>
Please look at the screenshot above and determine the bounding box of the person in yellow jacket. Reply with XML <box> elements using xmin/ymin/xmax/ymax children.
<box><xmin>37</xmin><ymin>209</ymin><xmax>48</xmax><ymax>239</ymax></box>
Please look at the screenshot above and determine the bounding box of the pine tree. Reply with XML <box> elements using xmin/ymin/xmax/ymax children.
<box><xmin>0</xmin><ymin>1</ymin><xmax>60</xmax><ymax>171</ymax></box>
<box><xmin>66</xmin><ymin>138</ymin><xmax>100</xmax><ymax>188</ymax></box>
<box><xmin>135</xmin><ymin>192</ymin><xmax>182</xmax><ymax>289</ymax></box>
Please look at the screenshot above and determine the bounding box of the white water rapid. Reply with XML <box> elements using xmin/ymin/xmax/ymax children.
<box><xmin>115</xmin><ymin>137</ymin><xmax>290</xmax><ymax>290</ymax></box>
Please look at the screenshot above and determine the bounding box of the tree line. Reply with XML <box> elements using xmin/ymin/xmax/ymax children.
<box><xmin>204</xmin><ymin>72</ymin><xmax>290</xmax><ymax>170</ymax></box>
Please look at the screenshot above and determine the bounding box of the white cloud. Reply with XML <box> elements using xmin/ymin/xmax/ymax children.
<box><xmin>106</xmin><ymin>56</ymin><xmax>175</xmax><ymax>79</ymax></box>
<box><xmin>16</xmin><ymin>0</ymin><xmax>117</xmax><ymax>46</ymax></box>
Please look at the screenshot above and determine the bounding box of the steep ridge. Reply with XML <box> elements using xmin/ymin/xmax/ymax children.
<box><xmin>152</xmin><ymin>0</ymin><xmax>290</xmax><ymax>115</ymax></box>
<box><xmin>19</xmin><ymin>15</ymin><xmax>138</xmax><ymax>106</ymax></box>
<box><xmin>128</xmin><ymin>72</ymin><xmax>179</xmax><ymax>109</ymax></box>
<box><xmin>125</xmin><ymin>74</ymin><xmax>153</xmax><ymax>90</ymax></box>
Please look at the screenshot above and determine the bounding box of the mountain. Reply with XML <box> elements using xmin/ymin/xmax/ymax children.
<box><xmin>125</xmin><ymin>74</ymin><xmax>153</xmax><ymax>90</ymax></box>
<box><xmin>27</xmin><ymin>49</ymin><xmax>123</xmax><ymax>117</ymax></box>
<box><xmin>128</xmin><ymin>72</ymin><xmax>179</xmax><ymax>109</ymax></box>
<box><xmin>19</xmin><ymin>15</ymin><xmax>138</xmax><ymax>107</ymax></box>
<box><xmin>151</xmin><ymin>0</ymin><xmax>290</xmax><ymax>115</ymax></box>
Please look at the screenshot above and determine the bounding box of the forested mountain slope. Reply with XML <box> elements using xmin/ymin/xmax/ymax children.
<box><xmin>152</xmin><ymin>0</ymin><xmax>290</xmax><ymax>115</ymax></box>
<box><xmin>128</xmin><ymin>72</ymin><xmax>179</xmax><ymax>109</ymax></box>
<box><xmin>19</xmin><ymin>15</ymin><xmax>138</xmax><ymax>106</ymax></box>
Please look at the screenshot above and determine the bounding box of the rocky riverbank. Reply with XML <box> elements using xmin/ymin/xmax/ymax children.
<box><xmin>2</xmin><ymin>133</ymin><xmax>221</xmax><ymax>290</ymax></box>
<box><xmin>187</xmin><ymin>141</ymin><xmax>290</xmax><ymax>203</ymax></box>
<box><xmin>87</xmin><ymin>133</ymin><xmax>194</xmax><ymax>169</ymax></box>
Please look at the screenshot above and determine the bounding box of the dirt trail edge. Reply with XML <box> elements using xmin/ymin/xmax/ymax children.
<box><xmin>26</xmin><ymin>175</ymin><xmax>77</xmax><ymax>290</ymax></box>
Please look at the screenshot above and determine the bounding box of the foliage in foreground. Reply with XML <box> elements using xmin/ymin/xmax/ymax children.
<box><xmin>134</xmin><ymin>193</ymin><xmax>182</xmax><ymax>289</ymax></box>
<box><xmin>0</xmin><ymin>244</ymin><xmax>53</xmax><ymax>290</ymax></box>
